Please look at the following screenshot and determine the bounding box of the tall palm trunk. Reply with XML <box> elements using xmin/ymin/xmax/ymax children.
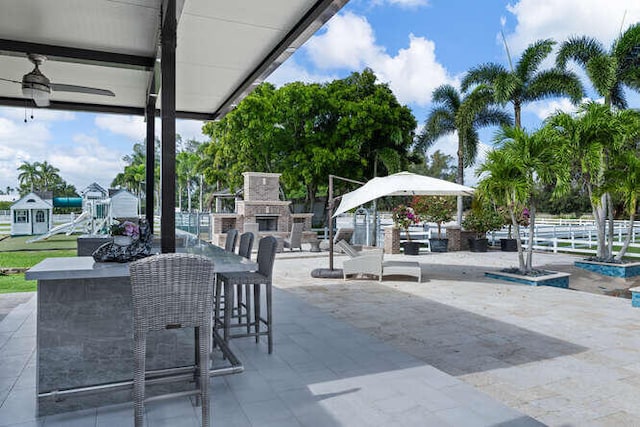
<box><xmin>509</xmin><ymin>206</ymin><xmax>526</xmax><ymax>272</ymax></box>
<box><xmin>526</xmin><ymin>203</ymin><xmax>536</xmax><ymax>272</ymax></box>
<box><xmin>456</xmin><ymin>133</ymin><xmax>464</xmax><ymax>225</ymax></box>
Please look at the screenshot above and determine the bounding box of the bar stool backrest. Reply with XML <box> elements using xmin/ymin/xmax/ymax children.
<box><xmin>130</xmin><ymin>253</ymin><xmax>215</xmax><ymax>331</ymax></box>
<box><xmin>257</xmin><ymin>236</ymin><xmax>277</xmax><ymax>280</ymax></box>
<box><xmin>238</xmin><ymin>232</ymin><xmax>254</xmax><ymax>259</ymax></box>
<box><xmin>225</xmin><ymin>229</ymin><xmax>239</xmax><ymax>252</ymax></box>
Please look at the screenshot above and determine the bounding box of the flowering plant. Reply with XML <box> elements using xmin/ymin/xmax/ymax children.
<box><xmin>412</xmin><ymin>195</ymin><xmax>455</xmax><ymax>239</ymax></box>
<box><xmin>392</xmin><ymin>204</ymin><xmax>420</xmax><ymax>241</ymax></box>
<box><xmin>110</xmin><ymin>220</ymin><xmax>140</xmax><ymax>239</ymax></box>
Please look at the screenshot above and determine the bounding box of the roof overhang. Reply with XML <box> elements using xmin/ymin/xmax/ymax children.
<box><xmin>0</xmin><ymin>0</ymin><xmax>348</xmax><ymax>120</ymax></box>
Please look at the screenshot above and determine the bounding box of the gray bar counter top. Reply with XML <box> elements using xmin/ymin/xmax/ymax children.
<box><xmin>27</xmin><ymin>239</ymin><xmax>255</xmax><ymax>415</ymax></box>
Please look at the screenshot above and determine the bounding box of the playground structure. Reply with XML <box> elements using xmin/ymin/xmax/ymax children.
<box><xmin>23</xmin><ymin>187</ymin><xmax>139</xmax><ymax>243</ymax></box>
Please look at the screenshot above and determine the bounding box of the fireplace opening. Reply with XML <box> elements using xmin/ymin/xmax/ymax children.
<box><xmin>256</xmin><ymin>216</ymin><xmax>278</xmax><ymax>231</ymax></box>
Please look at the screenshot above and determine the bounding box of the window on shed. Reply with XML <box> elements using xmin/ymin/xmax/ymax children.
<box><xmin>14</xmin><ymin>210</ymin><xmax>28</xmax><ymax>223</ymax></box>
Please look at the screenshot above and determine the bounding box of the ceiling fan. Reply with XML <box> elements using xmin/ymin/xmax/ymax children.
<box><xmin>0</xmin><ymin>54</ymin><xmax>115</xmax><ymax>107</ymax></box>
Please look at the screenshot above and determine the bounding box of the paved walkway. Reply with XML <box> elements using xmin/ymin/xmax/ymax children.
<box><xmin>275</xmin><ymin>249</ymin><xmax>640</xmax><ymax>426</ymax></box>
<box><xmin>0</xmin><ymin>269</ymin><xmax>538</xmax><ymax>426</ymax></box>
<box><xmin>1</xmin><ymin>248</ymin><xmax>639</xmax><ymax>426</ymax></box>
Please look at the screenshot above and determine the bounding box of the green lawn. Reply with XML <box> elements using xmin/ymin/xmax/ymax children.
<box><xmin>0</xmin><ymin>234</ymin><xmax>79</xmax><ymax>293</ymax></box>
<box><xmin>0</xmin><ymin>273</ymin><xmax>36</xmax><ymax>294</ymax></box>
<box><xmin>0</xmin><ymin>234</ymin><xmax>78</xmax><ymax>252</ymax></box>
<box><xmin>0</xmin><ymin>249</ymin><xmax>77</xmax><ymax>268</ymax></box>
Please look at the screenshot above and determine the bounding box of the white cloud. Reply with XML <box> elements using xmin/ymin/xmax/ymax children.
<box><xmin>505</xmin><ymin>0</ymin><xmax>640</xmax><ymax>55</ymax></box>
<box><xmin>48</xmin><ymin>134</ymin><xmax>126</xmax><ymax>190</ymax></box>
<box><xmin>372</xmin><ymin>0</ymin><xmax>429</xmax><ymax>9</ymax></box>
<box><xmin>523</xmin><ymin>97</ymin><xmax>581</xmax><ymax>121</ymax></box>
<box><xmin>0</xmin><ymin>108</ymin><xmax>75</xmax><ymax>123</ymax></box>
<box><xmin>267</xmin><ymin>59</ymin><xmax>338</xmax><ymax>87</ymax></box>
<box><xmin>305</xmin><ymin>12</ymin><xmax>456</xmax><ymax>106</ymax></box>
<box><xmin>95</xmin><ymin>115</ymin><xmax>146</xmax><ymax>141</ymax></box>
<box><xmin>0</xmin><ymin>113</ymin><xmax>53</xmax><ymax>191</ymax></box>
<box><xmin>95</xmin><ymin>114</ymin><xmax>207</xmax><ymax>143</ymax></box>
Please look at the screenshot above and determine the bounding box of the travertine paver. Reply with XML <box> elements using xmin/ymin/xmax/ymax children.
<box><xmin>274</xmin><ymin>249</ymin><xmax>640</xmax><ymax>426</ymax></box>
<box><xmin>0</xmin><ymin>275</ymin><xmax>539</xmax><ymax>427</ymax></box>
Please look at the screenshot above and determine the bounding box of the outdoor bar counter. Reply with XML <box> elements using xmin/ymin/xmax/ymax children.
<box><xmin>26</xmin><ymin>239</ymin><xmax>256</xmax><ymax>415</ymax></box>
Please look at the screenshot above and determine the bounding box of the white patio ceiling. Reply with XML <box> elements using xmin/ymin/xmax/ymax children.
<box><xmin>0</xmin><ymin>0</ymin><xmax>348</xmax><ymax>119</ymax></box>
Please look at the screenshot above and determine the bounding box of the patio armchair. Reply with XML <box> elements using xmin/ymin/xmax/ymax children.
<box><xmin>283</xmin><ymin>222</ymin><xmax>304</xmax><ymax>251</ymax></box>
<box><xmin>337</xmin><ymin>240</ymin><xmax>421</xmax><ymax>283</ymax></box>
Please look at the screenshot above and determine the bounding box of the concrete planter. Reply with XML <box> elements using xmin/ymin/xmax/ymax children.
<box><xmin>402</xmin><ymin>241</ymin><xmax>421</xmax><ymax>255</ymax></box>
<box><xmin>574</xmin><ymin>259</ymin><xmax>640</xmax><ymax>278</ymax></box>
<box><xmin>500</xmin><ymin>238</ymin><xmax>518</xmax><ymax>252</ymax></box>
<box><xmin>429</xmin><ymin>238</ymin><xmax>448</xmax><ymax>252</ymax></box>
<box><xmin>484</xmin><ymin>270</ymin><xmax>570</xmax><ymax>288</ymax></box>
<box><xmin>468</xmin><ymin>238</ymin><xmax>488</xmax><ymax>253</ymax></box>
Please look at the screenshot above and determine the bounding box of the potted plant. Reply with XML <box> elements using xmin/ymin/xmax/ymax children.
<box><xmin>498</xmin><ymin>206</ymin><xmax>529</xmax><ymax>252</ymax></box>
<box><xmin>110</xmin><ymin>220</ymin><xmax>140</xmax><ymax>246</ymax></box>
<box><xmin>462</xmin><ymin>203</ymin><xmax>504</xmax><ymax>252</ymax></box>
<box><xmin>413</xmin><ymin>196</ymin><xmax>455</xmax><ymax>252</ymax></box>
<box><xmin>392</xmin><ymin>204</ymin><xmax>421</xmax><ymax>255</ymax></box>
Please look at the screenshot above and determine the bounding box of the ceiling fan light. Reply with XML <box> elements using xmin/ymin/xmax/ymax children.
<box><xmin>22</xmin><ymin>82</ymin><xmax>50</xmax><ymax>105</ymax></box>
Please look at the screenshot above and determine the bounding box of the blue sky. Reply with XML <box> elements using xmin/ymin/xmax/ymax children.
<box><xmin>1</xmin><ymin>0</ymin><xmax>640</xmax><ymax>193</ymax></box>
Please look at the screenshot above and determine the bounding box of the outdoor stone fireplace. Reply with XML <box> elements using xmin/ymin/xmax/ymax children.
<box><xmin>211</xmin><ymin>172</ymin><xmax>314</xmax><ymax>247</ymax></box>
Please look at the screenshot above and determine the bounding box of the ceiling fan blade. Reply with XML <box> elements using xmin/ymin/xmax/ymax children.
<box><xmin>50</xmin><ymin>83</ymin><xmax>115</xmax><ymax>97</ymax></box>
<box><xmin>0</xmin><ymin>77</ymin><xmax>21</xmax><ymax>84</ymax></box>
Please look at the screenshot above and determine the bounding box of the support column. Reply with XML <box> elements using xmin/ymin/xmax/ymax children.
<box><xmin>145</xmin><ymin>88</ymin><xmax>155</xmax><ymax>235</ymax></box>
<box><xmin>160</xmin><ymin>0</ymin><xmax>176</xmax><ymax>253</ymax></box>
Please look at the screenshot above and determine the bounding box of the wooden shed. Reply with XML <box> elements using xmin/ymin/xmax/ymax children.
<box><xmin>10</xmin><ymin>192</ymin><xmax>53</xmax><ymax>236</ymax></box>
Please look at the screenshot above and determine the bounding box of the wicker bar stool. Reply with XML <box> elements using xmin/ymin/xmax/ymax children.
<box><xmin>215</xmin><ymin>236</ymin><xmax>277</xmax><ymax>353</ymax></box>
<box><xmin>130</xmin><ymin>253</ymin><xmax>215</xmax><ymax>427</ymax></box>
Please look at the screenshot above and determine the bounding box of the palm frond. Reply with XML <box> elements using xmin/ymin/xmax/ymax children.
<box><xmin>516</xmin><ymin>39</ymin><xmax>555</xmax><ymax>82</ymax></box>
<box><xmin>556</xmin><ymin>36</ymin><xmax>605</xmax><ymax>69</ymax></box>
<box><xmin>461</xmin><ymin>63</ymin><xmax>507</xmax><ymax>91</ymax></box>
<box><xmin>525</xmin><ymin>69</ymin><xmax>584</xmax><ymax>104</ymax></box>
<box><xmin>431</xmin><ymin>84</ymin><xmax>461</xmax><ymax>112</ymax></box>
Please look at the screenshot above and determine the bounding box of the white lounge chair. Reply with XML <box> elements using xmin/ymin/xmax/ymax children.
<box><xmin>336</xmin><ymin>240</ymin><xmax>421</xmax><ymax>282</ymax></box>
<box><xmin>283</xmin><ymin>222</ymin><xmax>304</xmax><ymax>251</ymax></box>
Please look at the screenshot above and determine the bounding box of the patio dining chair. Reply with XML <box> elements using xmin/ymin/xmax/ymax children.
<box><xmin>129</xmin><ymin>253</ymin><xmax>215</xmax><ymax>427</ymax></box>
<box><xmin>224</xmin><ymin>228</ymin><xmax>238</xmax><ymax>252</ymax></box>
<box><xmin>215</xmin><ymin>236</ymin><xmax>277</xmax><ymax>353</ymax></box>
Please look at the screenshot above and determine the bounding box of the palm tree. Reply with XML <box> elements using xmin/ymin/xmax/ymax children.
<box><xmin>36</xmin><ymin>161</ymin><xmax>61</xmax><ymax>191</ymax></box>
<box><xmin>417</xmin><ymin>84</ymin><xmax>512</xmax><ymax>224</ymax></box>
<box><xmin>17</xmin><ymin>161</ymin><xmax>41</xmax><ymax>193</ymax></box>
<box><xmin>556</xmin><ymin>24</ymin><xmax>640</xmax><ymax>254</ymax></box>
<box><xmin>478</xmin><ymin>125</ymin><xmax>563</xmax><ymax>273</ymax></box>
<box><xmin>546</xmin><ymin>101</ymin><xmax>630</xmax><ymax>260</ymax></box>
<box><xmin>462</xmin><ymin>39</ymin><xmax>584</xmax><ymax>128</ymax></box>
<box><xmin>556</xmin><ymin>23</ymin><xmax>640</xmax><ymax>108</ymax></box>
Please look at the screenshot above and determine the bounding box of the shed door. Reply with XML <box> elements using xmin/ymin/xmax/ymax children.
<box><xmin>33</xmin><ymin>210</ymin><xmax>48</xmax><ymax>234</ymax></box>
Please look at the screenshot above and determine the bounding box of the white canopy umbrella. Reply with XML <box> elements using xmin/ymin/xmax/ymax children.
<box><xmin>333</xmin><ymin>171</ymin><xmax>474</xmax><ymax>217</ymax></box>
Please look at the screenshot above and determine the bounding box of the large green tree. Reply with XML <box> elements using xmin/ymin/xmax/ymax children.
<box><xmin>462</xmin><ymin>39</ymin><xmax>584</xmax><ymax>128</ymax></box>
<box><xmin>201</xmin><ymin>69</ymin><xmax>417</xmax><ymax>214</ymax></box>
<box><xmin>417</xmin><ymin>84</ymin><xmax>511</xmax><ymax>223</ymax></box>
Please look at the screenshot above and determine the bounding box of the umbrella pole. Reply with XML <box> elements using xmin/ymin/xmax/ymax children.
<box><xmin>329</xmin><ymin>176</ymin><xmax>335</xmax><ymax>270</ymax></box>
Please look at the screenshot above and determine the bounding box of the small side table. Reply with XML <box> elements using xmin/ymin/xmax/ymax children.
<box><xmin>308</xmin><ymin>240</ymin><xmax>321</xmax><ymax>252</ymax></box>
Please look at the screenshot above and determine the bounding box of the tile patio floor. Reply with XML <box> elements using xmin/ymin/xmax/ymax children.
<box><xmin>2</xmin><ymin>247</ymin><xmax>639</xmax><ymax>426</ymax></box>
<box><xmin>0</xmin><ymin>287</ymin><xmax>539</xmax><ymax>427</ymax></box>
